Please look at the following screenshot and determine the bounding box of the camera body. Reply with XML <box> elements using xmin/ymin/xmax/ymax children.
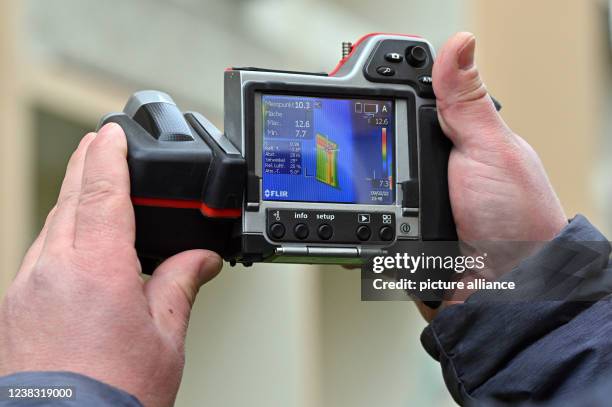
<box><xmin>100</xmin><ymin>33</ymin><xmax>458</xmax><ymax>271</ymax></box>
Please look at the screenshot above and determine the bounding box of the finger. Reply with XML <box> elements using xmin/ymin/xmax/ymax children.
<box><xmin>144</xmin><ymin>250</ymin><xmax>222</xmax><ymax>346</ymax></box>
<box><xmin>73</xmin><ymin>123</ymin><xmax>134</xmax><ymax>252</ymax></box>
<box><xmin>433</xmin><ymin>32</ymin><xmax>513</xmax><ymax>150</ymax></box>
<box><xmin>42</xmin><ymin>132</ymin><xmax>97</xmax><ymax>251</ymax></box>
<box><xmin>415</xmin><ymin>301</ymin><xmax>439</xmax><ymax>323</ymax></box>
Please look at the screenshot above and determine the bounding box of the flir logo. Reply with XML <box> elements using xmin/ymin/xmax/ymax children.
<box><xmin>264</xmin><ymin>189</ymin><xmax>288</xmax><ymax>198</ymax></box>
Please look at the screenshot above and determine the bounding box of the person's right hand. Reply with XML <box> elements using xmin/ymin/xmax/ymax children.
<box><xmin>417</xmin><ymin>32</ymin><xmax>568</xmax><ymax>321</ymax></box>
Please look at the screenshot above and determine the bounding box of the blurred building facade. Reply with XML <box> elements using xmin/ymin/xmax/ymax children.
<box><xmin>0</xmin><ymin>1</ymin><xmax>610</xmax><ymax>406</ymax></box>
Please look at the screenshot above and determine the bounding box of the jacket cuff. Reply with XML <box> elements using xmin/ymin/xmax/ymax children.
<box><xmin>420</xmin><ymin>215</ymin><xmax>611</xmax><ymax>404</ymax></box>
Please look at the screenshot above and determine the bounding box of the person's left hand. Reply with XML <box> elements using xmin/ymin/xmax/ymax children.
<box><xmin>0</xmin><ymin>123</ymin><xmax>222</xmax><ymax>407</ymax></box>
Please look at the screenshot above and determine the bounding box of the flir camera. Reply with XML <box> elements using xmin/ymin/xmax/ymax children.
<box><xmin>100</xmin><ymin>33</ymin><xmax>459</xmax><ymax>272</ymax></box>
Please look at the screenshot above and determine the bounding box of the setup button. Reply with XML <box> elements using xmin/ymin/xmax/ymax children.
<box><xmin>317</xmin><ymin>224</ymin><xmax>333</xmax><ymax>240</ymax></box>
<box><xmin>269</xmin><ymin>222</ymin><xmax>286</xmax><ymax>240</ymax></box>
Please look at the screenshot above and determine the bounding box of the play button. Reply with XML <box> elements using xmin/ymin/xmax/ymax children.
<box><xmin>358</xmin><ymin>214</ymin><xmax>370</xmax><ymax>224</ymax></box>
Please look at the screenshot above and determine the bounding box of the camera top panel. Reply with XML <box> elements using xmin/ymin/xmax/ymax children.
<box><xmin>231</xmin><ymin>33</ymin><xmax>435</xmax><ymax>99</ymax></box>
<box><xmin>362</xmin><ymin>39</ymin><xmax>435</xmax><ymax>99</ymax></box>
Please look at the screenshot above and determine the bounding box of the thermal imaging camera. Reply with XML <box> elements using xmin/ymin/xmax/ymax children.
<box><xmin>99</xmin><ymin>33</ymin><xmax>481</xmax><ymax>272</ymax></box>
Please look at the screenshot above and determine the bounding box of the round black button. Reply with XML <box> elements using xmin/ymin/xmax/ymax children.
<box><xmin>269</xmin><ymin>222</ymin><xmax>286</xmax><ymax>239</ymax></box>
<box><xmin>406</xmin><ymin>46</ymin><xmax>428</xmax><ymax>67</ymax></box>
<box><xmin>379</xmin><ymin>226</ymin><xmax>394</xmax><ymax>241</ymax></box>
<box><xmin>356</xmin><ymin>225</ymin><xmax>372</xmax><ymax>241</ymax></box>
<box><xmin>376</xmin><ymin>66</ymin><xmax>395</xmax><ymax>76</ymax></box>
<box><xmin>294</xmin><ymin>223</ymin><xmax>309</xmax><ymax>240</ymax></box>
<box><xmin>317</xmin><ymin>224</ymin><xmax>333</xmax><ymax>240</ymax></box>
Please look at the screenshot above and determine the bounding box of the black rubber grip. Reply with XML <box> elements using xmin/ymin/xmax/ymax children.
<box><xmin>98</xmin><ymin>112</ymin><xmax>243</xmax><ymax>274</ymax></box>
<box><xmin>419</xmin><ymin>106</ymin><xmax>458</xmax><ymax>241</ymax></box>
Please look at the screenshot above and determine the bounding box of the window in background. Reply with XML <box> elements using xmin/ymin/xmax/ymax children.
<box><xmin>33</xmin><ymin>106</ymin><xmax>92</xmax><ymax>233</ymax></box>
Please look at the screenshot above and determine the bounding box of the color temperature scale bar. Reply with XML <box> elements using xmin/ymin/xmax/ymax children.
<box><xmin>382</xmin><ymin>127</ymin><xmax>392</xmax><ymax>189</ymax></box>
<box><xmin>382</xmin><ymin>127</ymin><xmax>387</xmax><ymax>172</ymax></box>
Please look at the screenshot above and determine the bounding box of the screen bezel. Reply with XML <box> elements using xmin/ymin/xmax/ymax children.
<box><xmin>258</xmin><ymin>93</ymin><xmax>397</xmax><ymax>206</ymax></box>
<box><xmin>243</xmin><ymin>81</ymin><xmax>419</xmax><ymax>212</ymax></box>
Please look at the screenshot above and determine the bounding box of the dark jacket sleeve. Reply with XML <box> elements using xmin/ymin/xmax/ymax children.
<box><xmin>421</xmin><ymin>215</ymin><xmax>612</xmax><ymax>406</ymax></box>
<box><xmin>0</xmin><ymin>372</ymin><xmax>142</xmax><ymax>406</ymax></box>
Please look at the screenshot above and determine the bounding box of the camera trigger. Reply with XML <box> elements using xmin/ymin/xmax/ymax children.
<box><xmin>124</xmin><ymin>90</ymin><xmax>195</xmax><ymax>142</ymax></box>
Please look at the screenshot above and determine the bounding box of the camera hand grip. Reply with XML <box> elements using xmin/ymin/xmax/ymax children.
<box><xmin>418</xmin><ymin>97</ymin><xmax>501</xmax><ymax>241</ymax></box>
<box><xmin>419</xmin><ymin>106</ymin><xmax>457</xmax><ymax>241</ymax></box>
<box><xmin>98</xmin><ymin>91</ymin><xmax>245</xmax><ymax>273</ymax></box>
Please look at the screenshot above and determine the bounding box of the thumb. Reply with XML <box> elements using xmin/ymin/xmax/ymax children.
<box><xmin>145</xmin><ymin>250</ymin><xmax>223</xmax><ymax>345</ymax></box>
<box><xmin>433</xmin><ymin>32</ymin><xmax>512</xmax><ymax>150</ymax></box>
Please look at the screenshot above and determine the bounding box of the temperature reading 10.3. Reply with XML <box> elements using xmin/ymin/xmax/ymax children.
<box><xmin>262</xmin><ymin>97</ymin><xmax>315</xmax><ymax>176</ymax></box>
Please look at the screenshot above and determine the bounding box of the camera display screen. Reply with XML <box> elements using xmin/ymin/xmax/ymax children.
<box><xmin>261</xmin><ymin>94</ymin><xmax>395</xmax><ymax>205</ymax></box>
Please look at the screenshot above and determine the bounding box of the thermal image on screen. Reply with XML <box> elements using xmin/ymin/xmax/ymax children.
<box><xmin>261</xmin><ymin>94</ymin><xmax>395</xmax><ymax>205</ymax></box>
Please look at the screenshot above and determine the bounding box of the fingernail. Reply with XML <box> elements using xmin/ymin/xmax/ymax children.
<box><xmin>198</xmin><ymin>254</ymin><xmax>223</xmax><ymax>286</ymax></box>
<box><xmin>98</xmin><ymin>122</ymin><xmax>120</xmax><ymax>136</ymax></box>
<box><xmin>457</xmin><ymin>35</ymin><xmax>476</xmax><ymax>70</ymax></box>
